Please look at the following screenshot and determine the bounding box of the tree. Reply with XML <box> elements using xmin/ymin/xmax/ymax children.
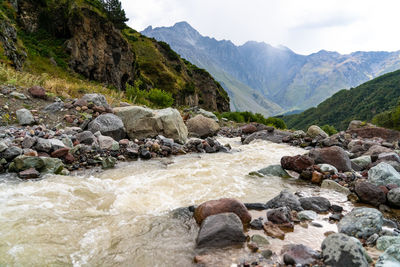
<box><xmin>100</xmin><ymin>0</ymin><xmax>128</xmax><ymax>29</ymax></box>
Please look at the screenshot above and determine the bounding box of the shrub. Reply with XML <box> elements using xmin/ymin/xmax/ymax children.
<box><xmin>126</xmin><ymin>81</ymin><xmax>174</xmax><ymax>108</ymax></box>
<box><xmin>147</xmin><ymin>88</ymin><xmax>174</xmax><ymax>108</ymax></box>
<box><xmin>219</xmin><ymin>111</ymin><xmax>287</xmax><ymax>129</ymax></box>
<box><xmin>320</xmin><ymin>124</ymin><xmax>338</xmax><ymax>136</ymax></box>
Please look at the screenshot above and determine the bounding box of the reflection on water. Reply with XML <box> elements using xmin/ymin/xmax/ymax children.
<box><xmin>0</xmin><ymin>138</ymin><xmax>350</xmax><ymax>266</ymax></box>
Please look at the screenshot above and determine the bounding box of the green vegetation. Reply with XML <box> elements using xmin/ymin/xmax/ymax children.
<box><xmin>281</xmin><ymin>69</ymin><xmax>400</xmax><ymax>131</ymax></box>
<box><xmin>372</xmin><ymin>103</ymin><xmax>400</xmax><ymax>131</ymax></box>
<box><xmin>100</xmin><ymin>0</ymin><xmax>128</xmax><ymax>29</ymax></box>
<box><xmin>320</xmin><ymin>125</ymin><xmax>338</xmax><ymax>136</ymax></box>
<box><xmin>126</xmin><ymin>81</ymin><xmax>174</xmax><ymax>108</ymax></box>
<box><xmin>215</xmin><ymin>111</ymin><xmax>287</xmax><ymax>129</ymax></box>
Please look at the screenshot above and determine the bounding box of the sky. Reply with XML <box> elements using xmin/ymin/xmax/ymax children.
<box><xmin>121</xmin><ymin>0</ymin><xmax>400</xmax><ymax>55</ymax></box>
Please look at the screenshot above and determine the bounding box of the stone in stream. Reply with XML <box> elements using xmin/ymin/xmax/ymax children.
<box><xmin>321</xmin><ymin>233</ymin><xmax>369</xmax><ymax>267</ymax></box>
<box><xmin>387</xmin><ymin>187</ymin><xmax>400</xmax><ymax>207</ymax></box>
<box><xmin>186</xmin><ymin>115</ymin><xmax>220</xmax><ymax>138</ymax></box>
<box><xmin>13</xmin><ymin>156</ymin><xmax>45</xmax><ymax>171</ymax></box>
<box><xmin>299</xmin><ymin>197</ymin><xmax>331</xmax><ymax>213</ymax></box>
<box><xmin>16</xmin><ymin>109</ymin><xmax>35</xmax><ymax>125</ymax></box>
<box><xmin>321</xmin><ymin>180</ymin><xmax>351</xmax><ymax>196</ymax></box>
<box><xmin>355</xmin><ymin>181</ymin><xmax>386</xmax><ymax>206</ymax></box>
<box><xmin>250</xmin><ymin>234</ymin><xmax>270</xmax><ymax>246</ymax></box>
<box><xmin>318</xmin><ymin>163</ymin><xmax>338</xmax><ymax>174</ymax></box>
<box><xmin>308</xmin><ymin>146</ymin><xmax>352</xmax><ymax>172</ymax></box>
<box><xmin>255</xmin><ymin>164</ymin><xmax>292</xmax><ymax>178</ymax></box>
<box><xmin>249</xmin><ymin>218</ymin><xmax>264</xmax><ymax>230</ymax></box>
<box><xmin>244</xmin><ymin>203</ymin><xmax>267</xmax><ymax>210</ymax></box>
<box><xmin>375</xmin><ymin>244</ymin><xmax>400</xmax><ymax>267</ymax></box>
<box><xmin>377</xmin><ymin>236</ymin><xmax>400</xmax><ymax>251</ymax></box>
<box><xmin>297</xmin><ymin>210</ymin><xmax>317</xmax><ymax>221</ymax></box>
<box><xmin>18</xmin><ymin>168</ymin><xmax>40</xmax><ymax>179</ymax></box>
<box><xmin>194</xmin><ymin>198</ymin><xmax>251</xmax><ymax>225</ymax></box>
<box><xmin>196</xmin><ymin>212</ymin><xmax>246</xmax><ymax>249</ymax></box>
<box><xmin>265</xmin><ymin>189</ymin><xmax>303</xmax><ymax>211</ymax></box>
<box><xmin>368</xmin><ymin>162</ymin><xmax>400</xmax><ymax>187</ymax></box>
<box><xmin>338</xmin><ymin>207</ymin><xmax>383</xmax><ymax>239</ymax></box>
<box><xmin>267</xmin><ymin>207</ymin><xmax>292</xmax><ymax>224</ymax></box>
<box><xmin>281</xmin><ymin>244</ymin><xmax>320</xmax><ymax>266</ymax></box>
<box><xmin>263</xmin><ymin>221</ymin><xmax>285</xmax><ymax>240</ymax></box>
<box><xmin>281</xmin><ymin>155</ymin><xmax>314</xmax><ymax>173</ymax></box>
<box><xmin>88</xmin><ymin>113</ymin><xmax>126</xmax><ymax>141</ymax></box>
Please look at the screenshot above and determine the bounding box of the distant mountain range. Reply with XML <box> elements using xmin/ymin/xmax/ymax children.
<box><xmin>142</xmin><ymin>22</ymin><xmax>400</xmax><ymax>116</ymax></box>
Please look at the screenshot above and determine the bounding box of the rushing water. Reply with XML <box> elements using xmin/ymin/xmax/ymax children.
<box><xmin>0</xmin><ymin>138</ymin><xmax>351</xmax><ymax>266</ymax></box>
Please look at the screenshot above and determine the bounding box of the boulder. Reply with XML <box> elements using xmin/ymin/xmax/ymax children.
<box><xmin>44</xmin><ymin>102</ymin><xmax>64</xmax><ymax>113</ymax></box>
<box><xmin>256</xmin><ymin>165</ymin><xmax>291</xmax><ymax>178</ymax></box>
<box><xmin>347</xmin><ymin>120</ymin><xmax>374</xmax><ymax>131</ymax></box>
<box><xmin>76</xmin><ymin>131</ymin><xmax>97</xmax><ymax>145</ymax></box>
<box><xmin>338</xmin><ymin>207</ymin><xmax>383</xmax><ymax>239</ymax></box>
<box><xmin>240</xmin><ymin>124</ymin><xmax>258</xmax><ymax>134</ymax></box>
<box><xmin>282</xmin><ymin>244</ymin><xmax>320</xmax><ymax>266</ymax></box>
<box><xmin>196</xmin><ymin>213</ymin><xmax>246</xmax><ymax>248</ymax></box>
<box><xmin>28</xmin><ymin>86</ymin><xmax>46</xmax><ymax>99</ymax></box>
<box><xmin>97</xmin><ymin>134</ymin><xmax>119</xmax><ymax>151</ymax></box>
<box><xmin>186</xmin><ymin>115</ymin><xmax>220</xmax><ymax>138</ymax></box>
<box><xmin>364</xmin><ymin>145</ymin><xmax>392</xmax><ymax>156</ymax></box>
<box><xmin>88</xmin><ymin>113</ymin><xmax>125</xmax><ymax>141</ymax></box>
<box><xmin>379</xmin><ymin>152</ymin><xmax>400</xmax><ymax>163</ymax></box>
<box><xmin>377</xmin><ymin>236</ymin><xmax>400</xmax><ymax>251</ymax></box>
<box><xmin>0</xmin><ymin>141</ymin><xmax>7</xmax><ymax>152</ymax></box>
<box><xmin>1</xmin><ymin>146</ymin><xmax>22</xmax><ymax>161</ymax></box>
<box><xmin>309</xmin><ymin>146</ymin><xmax>352</xmax><ymax>172</ymax></box>
<box><xmin>242</xmin><ymin>129</ymin><xmax>292</xmax><ymax>144</ymax></box>
<box><xmin>22</xmin><ymin>136</ymin><xmax>37</xmax><ymax>149</ymax></box>
<box><xmin>348</xmin><ymin>126</ymin><xmax>400</xmax><ymax>143</ymax></box>
<box><xmin>18</xmin><ymin>168</ymin><xmax>40</xmax><ymax>179</ymax></box>
<box><xmin>375</xmin><ymin>244</ymin><xmax>400</xmax><ymax>267</ymax></box>
<box><xmin>321</xmin><ymin>233</ymin><xmax>369</xmax><ymax>267</ymax></box>
<box><xmin>387</xmin><ymin>187</ymin><xmax>400</xmax><ymax>207</ymax></box>
<box><xmin>351</xmin><ymin>156</ymin><xmax>372</xmax><ymax>170</ymax></box>
<box><xmin>281</xmin><ymin>155</ymin><xmax>314</xmax><ymax>173</ymax></box>
<box><xmin>114</xmin><ymin>106</ymin><xmax>188</xmax><ymax>144</ymax></box>
<box><xmin>318</xmin><ymin>164</ymin><xmax>338</xmax><ymax>174</ymax></box>
<box><xmin>321</xmin><ymin>180</ymin><xmax>351</xmax><ymax>195</ymax></box>
<box><xmin>16</xmin><ymin>109</ymin><xmax>35</xmax><ymax>125</ymax></box>
<box><xmin>307</xmin><ymin>125</ymin><xmax>328</xmax><ymax>138</ymax></box>
<box><xmin>35</xmin><ymin>138</ymin><xmax>52</xmax><ymax>152</ymax></box>
<box><xmin>13</xmin><ymin>156</ymin><xmax>44</xmax><ymax>171</ymax></box>
<box><xmin>194</xmin><ymin>198</ymin><xmax>251</xmax><ymax>225</ymax></box>
<box><xmin>297</xmin><ymin>210</ymin><xmax>317</xmax><ymax>221</ymax></box>
<box><xmin>48</xmin><ymin>139</ymin><xmax>66</xmax><ymax>151</ymax></box>
<box><xmin>299</xmin><ymin>197</ymin><xmax>331</xmax><ymax>213</ymax></box>
<box><xmin>81</xmin><ymin>93</ymin><xmax>109</xmax><ymax>108</ymax></box>
<box><xmin>368</xmin><ymin>162</ymin><xmax>400</xmax><ymax>187</ymax></box>
<box><xmin>355</xmin><ymin>181</ymin><xmax>386</xmax><ymax>206</ymax></box>
<box><xmin>250</xmin><ymin>234</ymin><xmax>270</xmax><ymax>246</ymax></box>
<box><xmin>265</xmin><ymin>189</ymin><xmax>303</xmax><ymax>211</ymax></box>
<box><xmin>41</xmin><ymin>157</ymin><xmax>64</xmax><ymax>174</ymax></box>
<box><xmin>267</xmin><ymin>207</ymin><xmax>292</xmax><ymax>224</ymax></box>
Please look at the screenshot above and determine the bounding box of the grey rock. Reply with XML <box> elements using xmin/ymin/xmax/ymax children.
<box><xmin>321</xmin><ymin>180</ymin><xmax>351</xmax><ymax>195</ymax></box>
<box><xmin>307</xmin><ymin>125</ymin><xmax>328</xmax><ymax>138</ymax></box>
<box><xmin>309</xmin><ymin>146</ymin><xmax>352</xmax><ymax>172</ymax></box>
<box><xmin>375</xmin><ymin>244</ymin><xmax>400</xmax><ymax>267</ymax></box>
<box><xmin>0</xmin><ymin>141</ymin><xmax>8</xmax><ymax>152</ymax></box>
<box><xmin>267</xmin><ymin>206</ymin><xmax>292</xmax><ymax>224</ymax></box>
<box><xmin>35</xmin><ymin>138</ymin><xmax>51</xmax><ymax>152</ymax></box>
<box><xmin>351</xmin><ymin>156</ymin><xmax>372</xmax><ymax>170</ymax></box>
<box><xmin>48</xmin><ymin>139</ymin><xmax>66</xmax><ymax>150</ymax></box>
<box><xmin>387</xmin><ymin>188</ymin><xmax>400</xmax><ymax>207</ymax></box>
<box><xmin>10</xmin><ymin>91</ymin><xmax>27</xmax><ymax>100</ymax></box>
<box><xmin>318</xmin><ymin>163</ymin><xmax>338</xmax><ymax>174</ymax></box>
<box><xmin>377</xmin><ymin>236</ymin><xmax>400</xmax><ymax>251</ymax></box>
<box><xmin>97</xmin><ymin>134</ymin><xmax>119</xmax><ymax>151</ymax></box>
<box><xmin>44</xmin><ymin>102</ymin><xmax>64</xmax><ymax>113</ymax></box>
<box><xmin>368</xmin><ymin>162</ymin><xmax>400</xmax><ymax>187</ymax></box>
<box><xmin>265</xmin><ymin>189</ymin><xmax>303</xmax><ymax>211</ymax></box>
<box><xmin>76</xmin><ymin>131</ymin><xmax>97</xmax><ymax>145</ymax></box>
<box><xmin>321</xmin><ymin>233</ymin><xmax>369</xmax><ymax>267</ymax></box>
<box><xmin>81</xmin><ymin>93</ymin><xmax>109</xmax><ymax>108</ymax></box>
<box><xmin>297</xmin><ymin>210</ymin><xmax>318</xmax><ymax>221</ymax></box>
<box><xmin>196</xmin><ymin>212</ymin><xmax>246</xmax><ymax>248</ymax></box>
<box><xmin>256</xmin><ymin>165</ymin><xmax>292</xmax><ymax>178</ymax></box>
<box><xmin>22</xmin><ymin>136</ymin><xmax>36</xmax><ymax>149</ymax></box>
<box><xmin>243</xmin><ymin>129</ymin><xmax>292</xmax><ymax>144</ymax></box>
<box><xmin>16</xmin><ymin>109</ymin><xmax>34</xmax><ymax>125</ymax></box>
<box><xmin>299</xmin><ymin>197</ymin><xmax>331</xmax><ymax>213</ymax></box>
<box><xmin>186</xmin><ymin>115</ymin><xmax>220</xmax><ymax>138</ymax></box>
<box><xmin>378</xmin><ymin>152</ymin><xmax>400</xmax><ymax>163</ymax></box>
<box><xmin>88</xmin><ymin>113</ymin><xmax>125</xmax><ymax>141</ymax></box>
<box><xmin>338</xmin><ymin>207</ymin><xmax>383</xmax><ymax>239</ymax></box>
<box><xmin>1</xmin><ymin>146</ymin><xmax>22</xmax><ymax>161</ymax></box>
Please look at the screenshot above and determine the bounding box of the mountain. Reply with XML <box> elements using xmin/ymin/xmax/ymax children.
<box><xmin>142</xmin><ymin>22</ymin><xmax>400</xmax><ymax>114</ymax></box>
<box><xmin>0</xmin><ymin>1</ymin><xmax>229</xmax><ymax>112</ymax></box>
<box><xmin>280</xmin><ymin>69</ymin><xmax>400</xmax><ymax>131</ymax></box>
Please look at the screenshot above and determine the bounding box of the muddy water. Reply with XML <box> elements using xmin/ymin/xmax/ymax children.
<box><xmin>0</xmin><ymin>138</ymin><xmax>350</xmax><ymax>266</ymax></box>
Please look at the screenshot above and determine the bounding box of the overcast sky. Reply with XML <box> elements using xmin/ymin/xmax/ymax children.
<box><xmin>121</xmin><ymin>0</ymin><xmax>400</xmax><ymax>55</ymax></box>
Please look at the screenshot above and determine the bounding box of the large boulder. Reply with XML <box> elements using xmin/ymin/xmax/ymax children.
<box><xmin>265</xmin><ymin>189</ymin><xmax>303</xmax><ymax>211</ymax></box>
<box><xmin>13</xmin><ymin>156</ymin><xmax>45</xmax><ymax>172</ymax></box>
<box><xmin>88</xmin><ymin>113</ymin><xmax>125</xmax><ymax>141</ymax></box>
<box><xmin>377</xmin><ymin>236</ymin><xmax>400</xmax><ymax>251</ymax></box>
<box><xmin>348</xmin><ymin>126</ymin><xmax>400</xmax><ymax>143</ymax></box>
<box><xmin>364</xmin><ymin>145</ymin><xmax>393</xmax><ymax>156</ymax></box>
<box><xmin>186</xmin><ymin>115</ymin><xmax>220</xmax><ymax>138</ymax></box>
<box><xmin>81</xmin><ymin>94</ymin><xmax>109</xmax><ymax>108</ymax></box>
<box><xmin>299</xmin><ymin>197</ymin><xmax>331</xmax><ymax>213</ymax></box>
<box><xmin>309</xmin><ymin>146</ymin><xmax>352</xmax><ymax>172</ymax></box>
<box><xmin>375</xmin><ymin>244</ymin><xmax>400</xmax><ymax>267</ymax></box>
<box><xmin>194</xmin><ymin>198</ymin><xmax>251</xmax><ymax>225</ymax></box>
<box><xmin>355</xmin><ymin>181</ymin><xmax>386</xmax><ymax>206</ymax></box>
<box><xmin>282</xmin><ymin>244</ymin><xmax>320</xmax><ymax>266</ymax></box>
<box><xmin>281</xmin><ymin>155</ymin><xmax>314</xmax><ymax>173</ymax></box>
<box><xmin>368</xmin><ymin>162</ymin><xmax>400</xmax><ymax>187</ymax></box>
<box><xmin>196</xmin><ymin>212</ymin><xmax>246</xmax><ymax>248</ymax></box>
<box><xmin>114</xmin><ymin>106</ymin><xmax>188</xmax><ymax>144</ymax></box>
<box><xmin>307</xmin><ymin>125</ymin><xmax>328</xmax><ymax>139</ymax></box>
<box><xmin>387</xmin><ymin>187</ymin><xmax>400</xmax><ymax>207</ymax></box>
<box><xmin>321</xmin><ymin>233</ymin><xmax>369</xmax><ymax>267</ymax></box>
<box><xmin>338</xmin><ymin>207</ymin><xmax>383</xmax><ymax>239</ymax></box>
<box><xmin>16</xmin><ymin>109</ymin><xmax>35</xmax><ymax>125</ymax></box>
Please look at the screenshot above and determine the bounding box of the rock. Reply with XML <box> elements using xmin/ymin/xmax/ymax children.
<box><xmin>10</xmin><ymin>91</ymin><xmax>27</xmax><ymax>100</ymax></box>
<box><xmin>378</xmin><ymin>152</ymin><xmax>400</xmax><ymax>163</ymax></box>
<box><xmin>261</xmin><ymin>250</ymin><xmax>273</xmax><ymax>259</ymax></box>
<box><xmin>88</xmin><ymin>113</ymin><xmax>125</xmax><ymax>141</ymax></box>
<box><xmin>351</xmin><ymin>156</ymin><xmax>372</xmax><ymax>170</ymax></box>
<box><xmin>249</xmin><ymin>218</ymin><xmax>264</xmax><ymax>230</ymax></box>
<box><xmin>28</xmin><ymin>86</ymin><xmax>46</xmax><ymax>99</ymax></box>
<box><xmin>22</xmin><ymin>136</ymin><xmax>36</xmax><ymax>149</ymax></box>
<box><xmin>311</xmin><ymin>171</ymin><xmax>323</xmax><ymax>184</ymax></box>
<box><xmin>368</xmin><ymin>162</ymin><xmax>400</xmax><ymax>187</ymax></box>
<box><xmin>265</xmin><ymin>190</ymin><xmax>303</xmax><ymax>211</ymax></box>
<box><xmin>114</xmin><ymin>106</ymin><xmax>188</xmax><ymax>144</ymax></box>
<box><xmin>387</xmin><ymin>187</ymin><xmax>400</xmax><ymax>207</ymax></box>
<box><xmin>18</xmin><ymin>168</ymin><xmax>40</xmax><ymax>179</ymax></box>
<box><xmin>281</xmin><ymin>155</ymin><xmax>314</xmax><ymax>173</ymax></box>
<box><xmin>364</xmin><ymin>145</ymin><xmax>393</xmax><ymax>156</ymax></box>
<box><xmin>338</xmin><ymin>207</ymin><xmax>383</xmax><ymax>239</ymax></box>
<box><xmin>1</xmin><ymin>146</ymin><xmax>23</xmax><ymax>161</ymax></box>
<box><xmin>139</xmin><ymin>149</ymin><xmax>151</xmax><ymax>159</ymax></box>
<box><xmin>377</xmin><ymin>236</ymin><xmax>400</xmax><ymax>251</ymax></box>
<box><xmin>240</xmin><ymin>124</ymin><xmax>258</xmax><ymax>134</ymax></box>
<box><xmin>194</xmin><ymin>198</ymin><xmax>251</xmax><ymax>225</ymax></box>
<box><xmin>16</xmin><ymin>109</ymin><xmax>35</xmax><ymax>125</ymax></box>
<box><xmin>282</xmin><ymin>244</ymin><xmax>320</xmax><ymax>266</ymax></box>
<box><xmin>245</xmin><ymin>203</ymin><xmax>267</xmax><ymax>210</ymax></box>
<box><xmin>51</xmin><ymin>148</ymin><xmax>70</xmax><ymax>158</ymax></box>
<box><xmin>81</xmin><ymin>94</ymin><xmax>109</xmax><ymax>108</ymax></box>
<box><xmin>242</xmin><ymin>129</ymin><xmax>292</xmax><ymax>144</ymax></box>
<box><xmin>41</xmin><ymin>157</ymin><xmax>64</xmax><ymax>174</ymax></box>
<box><xmin>292</xmin><ymin>130</ymin><xmax>306</xmax><ymax>139</ymax></box>
<box><xmin>34</xmin><ymin>138</ymin><xmax>51</xmax><ymax>152</ymax></box>
<box><xmin>309</xmin><ymin>146</ymin><xmax>352</xmax><ymax>172</ymax></box>
<box><xmin>13</xmin><ymin>156</ymin><xmax>44</xmax><ymax>171</ymax></box>
<box><xmin>375</xmin><ymin>244</ymin><xmax>400</xmax><ymax>267</ymax></box>
<box><xmin>263</xmin><ymin>221</ymin><xmax>285</xmax><ymax>239</ymax></box>
<box><xmin>0</xmin><ymin>141</ymin><xmax>7</xmax><ymax>152</ymax></box>
<box><xmin>307</xmin><ymin>125</ymin><xmax>329</xmax><ymax>138</ymax></box>
<box><xmin>321</xmin><ymin>233</ymin><xmax>369</xmax><ymax>267</ymax></box>
<box><xmin>76</xmin><ymin>131</ymin><xmax>97</xmax><ymax>145</ymax></box>
<box><xmin>185</xmin><ymin>107</ymin><xmax>219</xmax><ymax>122</ymax></box>
<box><xmin>196</xmin><ymin>213</ymin><xmax>246</xmax><ymax>248</ymax></box>
<box><xmin>101</xmin><ymin>156</ymin><xmax>116</xmax><ymax>169</ymax></box>
<box><xmin>318</xmin><ymin>163</ymin><xmax>338</xmax><ymax>174</ymax></box>
<box><xmin>256</xmin><ymin>165</ymin><xmax>291</xmax><ymax>178</ymax></box>
<box><xmin>97</xmin><ymin>134</ymin><xmax>119</xmax><ymax>151</ymax></box>
<box><xmin>366</xmin><ymin>233</ymin><xmax>379</xmax><ymax>246</ymax></box>
<box><xmin>250</xmin><ymin>234</ymin><xmax>270</xmax><ymax>247</ymax></box>
<box><xmin>321</xmin><ymin>180</ymin><xmax>351</xmax><ymax>195</ymax></box>
<box><xmin>186</xmin><ymin>115</ymin><xmax>220</xmax><ymax>138</ymax></box>
<box><xmin>355</xmin><ymin>181</ymin><xmax>386</xmax><ymax>206</ymax></box>
<box><xmin>348</xmin><ymin>126</ymin><xmax>400</xmax><ymax>143</ymax></box>
<box><xmin>44</xmin><ymin>102</ymin><xmax>64</xmax><ymax>113</ymax></box>
<box><xmin>297</xmin><ymin>210</ymin><xmax>317</xmax><ymax>221</ymax></box>
<box><xmin>347</xmin><ymin>120</ymin><xmax>374</xmax><ymax>131</ymax></box>
<box><xmin>48</xmin><ymin>139</ymin><xmax>66</xmax><ymax>151</ymax></box>
<box><xmin>267</xmin><ymin>207</ymin><xmax>292</xmax><ymax>224</ymax></box>
<box><xmin>299</xmin><ymin>197</ymin><xmax>331</xmax><ymax>213</ymax></box>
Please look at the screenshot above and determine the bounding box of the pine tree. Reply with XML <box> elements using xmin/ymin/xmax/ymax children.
<box><xmin>100</xmin><ymin>0</ymin><xmax>128</xmax><ymax>29</ymax></box>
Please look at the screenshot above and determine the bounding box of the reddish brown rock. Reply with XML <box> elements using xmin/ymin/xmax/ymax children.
<box><xmin>28</xmin><ymin>86</ymin><xmax>46</xmax><ymax>99</ymax></box>
<box><xmin>241</xmin><ymin>124</ymin><xmax>258</xmax><ymax>134</ymax></box>
<box><xmin>281</xmin><ymin>244</ymin><xmax>320</xmax><ymax>266</ymax></box>
<box><xmin>281</xmin><ymin>155</ymin><xmax>314</xmax><ymax>173</ymax></box>
<box><xmin>93</xmin><ymin>105</ymin><xmax>106</xmax><ymax>113</ymax></box>
<box><xmin>308</xmin><ymin>146</ymin><xmax>351</xmax><ymax>172</ymax></box>
<box><xmin>64</xmin><ymin>153</ymin><xmax>75</xmax><ymax>164</ymax></box>
<box><xmin>311</xmin><ymin>171</ymin><xmax>323</xmax><ymax>184</ymax></box>
<box><xmin>18</xmin><ymin>168</ymin><xmax>40</xmax><ymax>179</ymax></box>
<box><xmin>348</xmin><ymin>127</ymin><xmax>400</xmax><ymax>143</ymax></box>
<box><xmin>194</xmin><ymin>198</ymin><xmax>251</xmax><ymax>225</ymax></box>
<box><xmin>355</xmin><ymin>181</ymin><xmax>386</xmax><ymax>206</ymax></box>
<box><xmin>51</xmin><ymin>148</ymin><xmax>70</xmax><ymax>158</ymax></box>
<box><xmin>74</xmin><ymin>99</ymin><xmax>88</xmax><ymax>107</ymax></box>
<box><xmin>263</xmin><ymin>221</ymin><xmax>285</xmax><ymax>240</ymax></box>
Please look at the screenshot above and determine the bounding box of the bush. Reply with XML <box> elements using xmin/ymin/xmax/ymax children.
<box><xmin>372</xmin><ymin>104</ymin><xmax>400</xmax><ymax>131</ymax></box>
<box><xmin>126</xmin><ymin>81</ymin><xmax>174</xmax><ymax>108</ymax></box>
<box><xmin>320</xmin><ymin>124</ymin><xmax>338</xmax><ymax>136</ymax></box>
<box><xmin>148</xmin><ymin>88</ymin><xmax>174</xmax><ymax>108</ymax></box>
<box><xmin>219</xmin><ymin>111</ymin><xmax>287</xmax><ymax>129</ymax></box>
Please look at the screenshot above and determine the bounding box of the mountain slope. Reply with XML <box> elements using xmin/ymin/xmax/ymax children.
<box><xmin>0</xmin><ymin>1</ymin><xmax>229</xmax><ymax>112</ymax></box>
<box><xmin>142</xmin><ymin>22</ymin><xmax>400</xmax><ymax>112</ymax></box>
<box><xmin>280</xmin><ymin>69</ymin><xmax>400</xmax><ymax>130</ymax></box>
